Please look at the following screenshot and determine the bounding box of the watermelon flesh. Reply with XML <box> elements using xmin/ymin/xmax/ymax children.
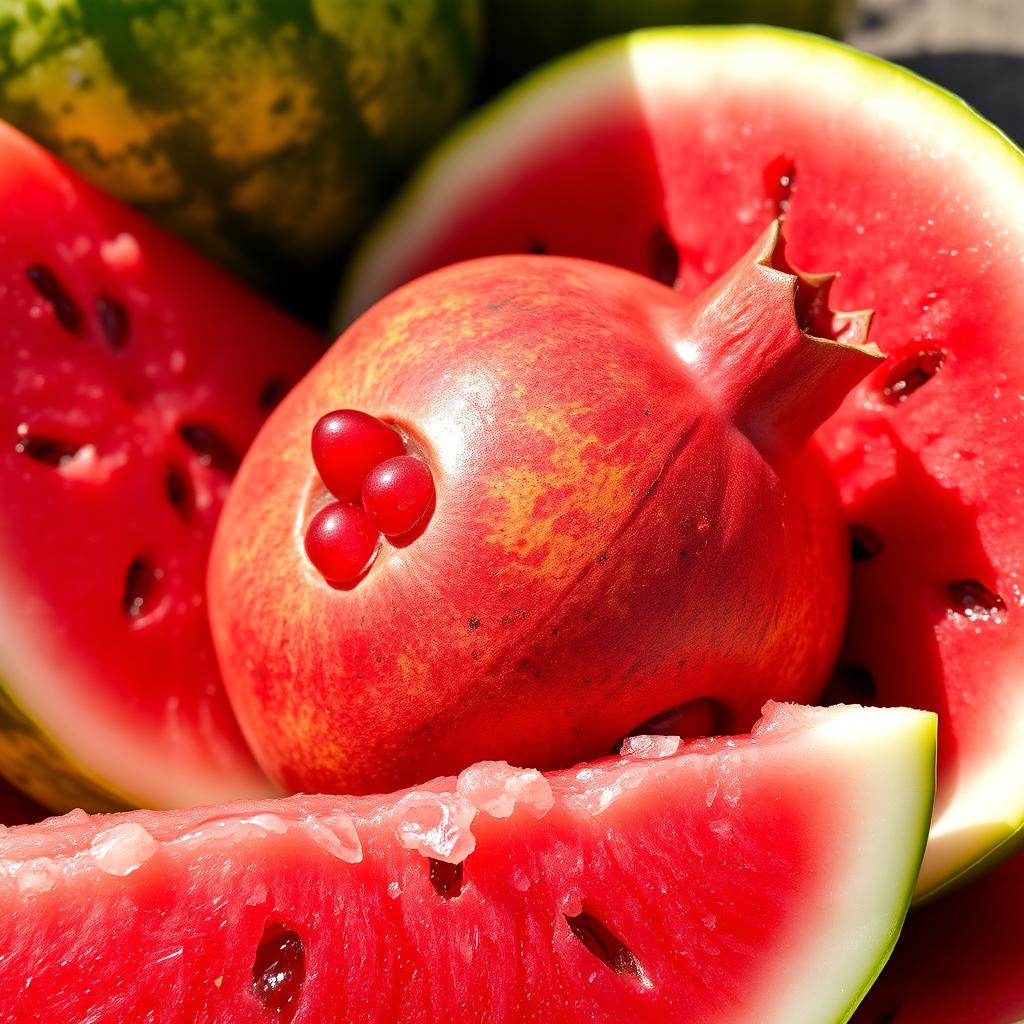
<box><xmin>852</xmin><ymin>848</ymin><xmax>1024</xmax><ymax>1024</ymax></box>
<box><xmin>0</xmin><ymin>120</ymin><xmax>323</xmax><ymax>811</ymax></box>
<box><xmin>340</xmin><ymin>28</ymin><xmax>1024</xmax><ymax>898</ymax></box>
<box><xmin>0</xmin><ymin>703</ymin><xmax>934</xmax><ymax>1023</ymax></box>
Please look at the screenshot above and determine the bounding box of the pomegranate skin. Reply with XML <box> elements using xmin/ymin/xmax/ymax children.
<box><xmin>210</xmin><ymin>254</ymin><xmax>852</xmax><ymax>795</ymax></box>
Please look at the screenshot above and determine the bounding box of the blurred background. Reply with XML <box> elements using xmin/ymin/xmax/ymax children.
<box><xmin>853</xmin><ymin>0</ymin><xmax>1024</xmax><ymax>143</ymax></box>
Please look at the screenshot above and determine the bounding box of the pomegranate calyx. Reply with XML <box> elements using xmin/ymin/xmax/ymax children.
<box><xmin>674</xmin><ymin>220</ymin><xmax>884</xmax><ymax>461</ymax></box>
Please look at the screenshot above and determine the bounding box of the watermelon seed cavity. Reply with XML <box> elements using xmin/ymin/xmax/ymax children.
<box><xmin>880</xmin><ymin>350</ymin><xmax>946</xmax><ymax>405</ymax></box>
<box><xmin>25</xmin><ymin>264</ymin><xmax>80</xmax><ymax>334</ymax></box>
<box><xmin>163</xmin><ymin>464</ymin><xmax>193</xmax><ymax>521</ymax></box>
<box><xmin>252</xmin><ymin>924</ymin><xmax>305</xmax><ymax>1022</ymax></box>
<box><xmin>850</xmin><ymin>525</ymin><xmax>885</xmax><ymax>561</ymax></box>
<box><xmin>763</xmin><ymin>155</ymin><xmax>798</xmax><ymax>219</ymax></box>
<box><xmin>14</xmin><ymin>435</ymin><xmax>82</xmax><ymax>467</ymax></box>
<box><xmin>428</xmin><ymin>857</ymin><xmax>464</xmax><ymax>899</ymax></box>
<box><xmin>947</xmin><ymin>579</ymin><xmax>1006</xmax><ymax>621</ymax></box>
<box><xmin>178</xmin><ymin>423</ymin><xmax>240</xmax><ymax>475</ymax></box>
<box><xmin>94</xmin><ymin>296</ymin><xmax>129</xmax><ymax>350</ymax></box>
<box><xmin>648</xmin><ymin>225</ymin><xmax>679</xmax><ymax>286</ymax></box>
<box><xmin>565</xmin><ymin>910</ymin><xmax>649</xmax><ymax>986</ymax></box>
<box><xmin>122</xmin><ymin>558</ymin><xmax>162</xmax><ymax>621</ymax></box>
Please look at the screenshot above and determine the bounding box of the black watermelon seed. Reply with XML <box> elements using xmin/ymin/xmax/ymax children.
<box><xmin>122</xmin><ymin>558</ymin><xmax>161</xmax><ymax>620</ymax></box>
<box><xmin>178</xmin><ymin>422</ymin><xmax>239</xmax><ymax>475</ymax></box>
<box><xmin>15</xmin><ymin>436</ymin><xmax>81</xmax><ymax>466</ymax></box>
<box><xmin>163</xmin><ymin>464</ymin><xmax>192</xmax><ymax>520</ymax></box>
<box><xmin>252</xmin><ymin>925</ymin><xmax>305</xmax><ymax>1023</ymax></box>
<box><xmin>26</xmin><ymin>264</ymin><xmax>81</xmax><ymax>334</ymax></box>
<box><xmin>95</xmin><ymin>295</ymin><xmax>130</xmax><ymax>349</ymax></box>
<box><xmin>948</xmin><ymin>579</ymin><xmax>1006</xmax><ymax>620</ymax></box>
<box><xmin>566</xmin><ymin>910</ymin><xmax>646</xmax><ymax>983</ymax></box>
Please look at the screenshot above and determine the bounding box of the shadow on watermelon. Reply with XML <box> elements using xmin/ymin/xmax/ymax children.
<box><xmin>852</xmin><ymin>848</ymin><xmax>1024</xmax><ymax>1024</ymax></box>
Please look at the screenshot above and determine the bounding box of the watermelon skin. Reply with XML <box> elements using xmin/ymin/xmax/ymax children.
<box><xmin>481</xmin><ymin>0</ymin><xmax>855</xmax><ymax>95</ymax></box>
<box><xmin>0</xmin><ymin>0</ymin><xmax>481</xmax><ymax>308</ymax></box>
<box><xmin>339</xmin><ymin>28</ymin><xmax>1024</xmax><ymax>900</ymax></box>
<box><xmin>852</xmin><ymin>849</ymin><xmax>1024</xmax><ymax>1024</ymax></box>
<box><xmin>0</xmin><ymin>704</ymin><xmax>935</xmax><ymax>1023</ymax></box>
<box><xmin>0</xmin><ymin>120</ymin><xmax>323</xmax><ymax>812</ymax></box>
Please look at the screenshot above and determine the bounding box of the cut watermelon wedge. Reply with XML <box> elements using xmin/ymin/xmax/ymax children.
<box><xmin>339</xmin><ymin>27</ymin><xmax>1024</xmax><ymax>900</ymax></box>
<box><xmin>0</xmin><ymin>703</ymin><xmax>933</xmax><ymax>1023</ymax></box>
<box><xmin>0</xmin><ymin>121</ymin><xmax>323</xmax><ymax>812</ymax></box>
<box><xmin>852</xmin><ymin>848</ymin><xmax>1024</xmax><ymax>1024</ymax></box>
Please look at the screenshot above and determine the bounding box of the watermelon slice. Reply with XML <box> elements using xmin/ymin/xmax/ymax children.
<box><xmin>339</xmin><ymin>28</ymin><xmax>1024</xmax><ymax>900</ymax></box>
<box><xmin>0</xmin><ymin>121</ymin><xmax>323</xmax><ymax>812</ymax></box>
<box><xmin>852</xmin><ymin>848</ymin><xmax>1024</xmax><ymax>1024</ymax></box>
<box><xmin>0</xmin><ymin>703</ymin><xmax>934</xmax><ymax>1023</ymax></box>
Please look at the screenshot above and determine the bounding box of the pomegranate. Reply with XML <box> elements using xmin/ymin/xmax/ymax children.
<box><xmin>209</xmin><ymin>222</ymin><xmax>882</xmax><ymax>795</ymax></box>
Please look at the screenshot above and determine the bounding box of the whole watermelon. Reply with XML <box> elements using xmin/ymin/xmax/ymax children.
<box><xmin>480</xmin><ymin>0</ymin><xmax>855</xmax><ymax>94</ymax></box>
<box><xmin>0</xmin><ymin>0</ymin><xmax>481</xmax><ymax>311</ymax></box>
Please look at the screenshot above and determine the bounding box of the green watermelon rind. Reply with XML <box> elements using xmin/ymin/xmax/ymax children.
<box><xmin>0</xmin><ymin>0</ymin><xmax>481</xmax><ymax>291</ymax></box>
<box><xmin>339</xmin><ymin>26</ymin><xmax>1024</xmax><ymax>322</ymax></box>
<box><xmin>0</xmin><ymin>674</ymin><xmax>132</xmax><ymax>814</ymax></box>
<box><xmin>336</xmin><ymin>26</ymin><xmax>1024</xmax><ymax>903</ymax></box>
<box><xmin>828</xmin><ymin>707</ymin><xmax>935</xmax><ymax>1024</ymax></box>
<box><xmin>0</xmin><ymin>702</ymin><xmax>938</xmax><ymax>1022</ymax></box>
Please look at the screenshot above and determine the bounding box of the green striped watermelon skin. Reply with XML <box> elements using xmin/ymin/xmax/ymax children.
<box><xmin>0</xmin><ymin>0</ymin><xmax>480</xmax><ymax>307</ymax></box>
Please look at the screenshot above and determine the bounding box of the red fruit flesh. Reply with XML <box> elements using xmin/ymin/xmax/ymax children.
<box><xmin>338</xmin><ymin>30</ymin><xmax>1024</xmax><ymax>895</ymax></box>
<box><xmin>0</xmin><ymin>121</ymin><xmax>323</xmax><ymax>810</ymax></box>
<box><xmin>304</xmin><ymin>503</ymin><xmax>381</xmax><ymax>586</ymax></box>
<box><xmin>0</xmin><ymin>703</ymin><xmax>935</xmax><ymax>1024</ymax></box>
<box><xmin>363</xmin><ymin>456</ymin><xmax>436</xmax><ymax>537</ymax></box>
<box><xmin>312</xmin><ymin>410</ymin><xmax>405</xmax><ymax>501</ymax></box>
<box><xmin>211</xmin><ymin>225</ymin><xmax>880</xmax><ymax>796</ymax></box>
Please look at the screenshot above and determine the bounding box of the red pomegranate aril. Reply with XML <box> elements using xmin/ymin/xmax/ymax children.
<box><xmin>362</xmin><ymin>455</ymin><xmax>436</xmax><ymax>537</ymax></box>
<box><xmin>304</xmin><ymin>502</ymin><xmax>380</xmax><ymax>585</ymax></box>
<box><xmin>311</xmin><ymin>410</ymin><xmax>405</xmax><ymax>501</ymax></box>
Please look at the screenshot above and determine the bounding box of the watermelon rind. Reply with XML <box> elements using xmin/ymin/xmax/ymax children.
<box><xmin>0</xmin><ymin>702</ymin><xmax>935</xmax><ymax>1022</ymax></box>
<box><xmin>337</xmin><ymin>26</ymin><xmax>1024</xmax><ymax>903</ymax></box>
<box><xmin>0</xmin><ymin>0</ymin><xmax>481</xmax><ymax>303</ymax></box>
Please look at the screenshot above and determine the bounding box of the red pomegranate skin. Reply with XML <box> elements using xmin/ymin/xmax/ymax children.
<box><xmin>210</xmin><ymin>238</ymin><xmax>874</xmax><ymax>795</ymax></box>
